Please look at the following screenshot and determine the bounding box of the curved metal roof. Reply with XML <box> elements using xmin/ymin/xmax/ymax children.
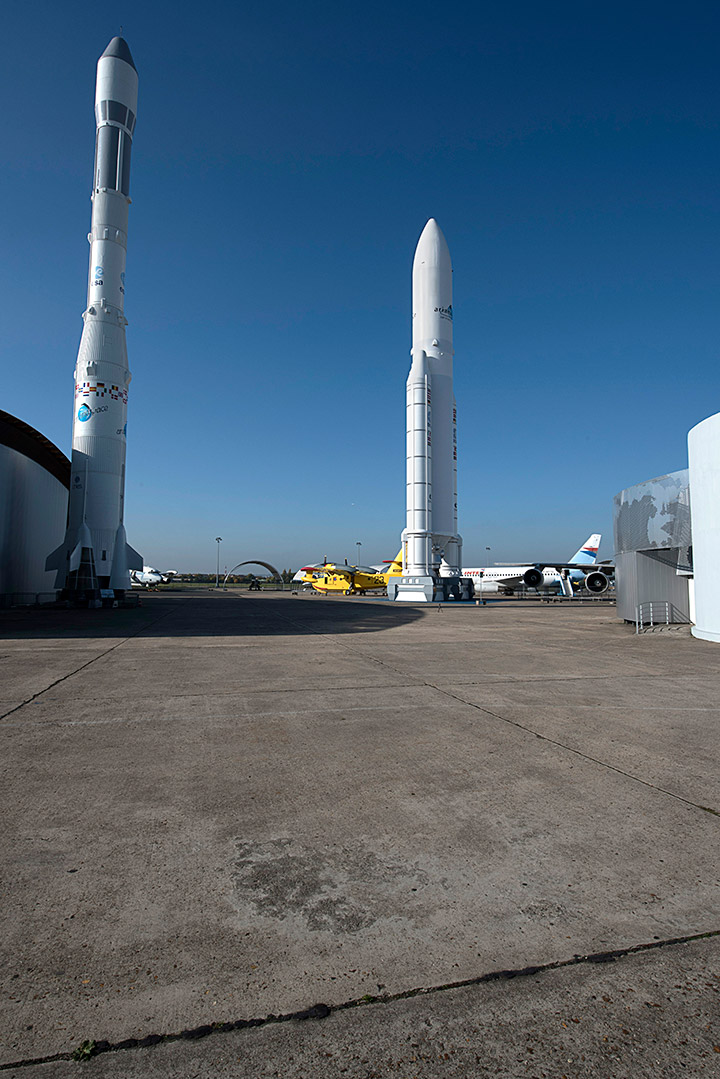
<box><xmin>227</xmin><ymin>560</ymin><xmax>282</xmax><ymax>579</ymax></box>
<box><xmin>0</xmin><ymin>410</ymin><xmax>70</xmax><ymax>488</ymax></box>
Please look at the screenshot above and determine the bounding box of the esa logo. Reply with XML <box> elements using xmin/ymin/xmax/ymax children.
<box><xmin>93</xmin><ymin>265</ymin><xmax>104</xmax><ymax>285</ymax></box>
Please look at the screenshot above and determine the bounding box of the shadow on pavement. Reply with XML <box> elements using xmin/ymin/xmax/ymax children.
<box><xmin>0</xmin><ymin>591</ymin><xmax>427</xmax><ymax>641</ymax></box>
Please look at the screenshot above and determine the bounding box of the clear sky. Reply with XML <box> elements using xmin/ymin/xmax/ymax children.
<box><xmin>2</xmin><ymin>1</ymin><xmax>719</xmax><ymax>573</ymax></box>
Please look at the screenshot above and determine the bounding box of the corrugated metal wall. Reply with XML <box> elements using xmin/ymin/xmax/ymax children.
<box><xmin>0</xmin><ymin>446</ymin><xmax>68</xmax><ymax>596</ymax></box>
<box><xmin>615</xmin><ymin>551</ymin><xmax>689</xmax><ymax>622</ymax></box>
<box><xmin>613</xmin><ymin>470</ymin><xmax>692</xmax><ymax>623</ymax></box>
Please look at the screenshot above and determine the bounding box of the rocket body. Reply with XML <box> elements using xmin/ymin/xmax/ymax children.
<box><xmin>47</xmin><ymin>38</ymin><xmax>142</xmax><ymax>594</ymax></box>
<box><xmin>396</xmin><ymin>220</ymin><xmax>467</xmax><ymax>601</ymax></box>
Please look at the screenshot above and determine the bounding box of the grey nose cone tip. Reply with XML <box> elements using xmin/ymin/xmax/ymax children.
<box><xmin>101</xmin><ymin>36</ymin><xmax>136</xmax><ymax>70</ymax></box>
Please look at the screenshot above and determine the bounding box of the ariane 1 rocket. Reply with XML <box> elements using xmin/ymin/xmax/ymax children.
<box><xmin>47</xmin><ymin>37</ymin><xmax>142</xmax><ymax>600</ymax></box>
<box><xmin>394</xmin><ymin>219</ymin><xmax>472</xmax><ymax>602</ymax></box>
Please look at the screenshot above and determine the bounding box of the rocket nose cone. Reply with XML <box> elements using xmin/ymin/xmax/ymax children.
<box><xmin>77</xmin><ymin>521</ymin><xmax>94</xmax><ymax>548</ymax></box>
<box><xmin>418</xmin><ymin>218</ymin><xmax>442</xmax><ymax>244</ymax></box>
<box><xmin>414</xmin><ymin>218</ymin><xmax>451</xmax><ymax>269</ymax></box>
<box><xmin>100</xmin><ymin>36</ymin><xmax>137</xmax><ymax>71</ymax></box>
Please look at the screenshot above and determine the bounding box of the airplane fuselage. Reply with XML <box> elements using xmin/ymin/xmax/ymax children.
<box><xmin>298</xmin><ymin>552</ymin><xmax>404</xmax><ymax>595</ymax></box>
<box><xmin>304</xmin><ymin>570</ymin><xmax>388</xmax><ymax>595</ymax></box>
<box><xmin>462</xmin><ymin>565</ymin><xmax>569</xmax><ymax>594</ymax></box>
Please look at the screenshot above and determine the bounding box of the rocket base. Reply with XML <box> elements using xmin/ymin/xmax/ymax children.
<box><xmin>390</xmin><ymin>576</ymin><xmax>475</xmax><ymax>602</ymax></box>
<box><xmin>57</xmin><ymin>586</ymin><xmax>126</xmax><ymax>609</ymax></box>
<box><xmin>391</xmin><ymin>575</ymin><xmax>436</xmax><ymax>602</ymax></box>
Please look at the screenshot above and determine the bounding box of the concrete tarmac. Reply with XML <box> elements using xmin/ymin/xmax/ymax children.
<box><xmin>1</xmin><ymin>591</ymin><xmax>718</xmax><ymax>1076</ymax></box>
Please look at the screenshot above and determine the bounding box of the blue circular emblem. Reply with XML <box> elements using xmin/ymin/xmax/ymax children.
<box><xmin>78</xmin><ymin>404</ymin><xmax>92</xmax><ymax>422</ymax></box>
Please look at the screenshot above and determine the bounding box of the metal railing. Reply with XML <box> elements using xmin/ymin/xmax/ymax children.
<box><xmin>635</xmin><ymin>601</ymin><xmax>690</xmax><ymax>632</ymax></box>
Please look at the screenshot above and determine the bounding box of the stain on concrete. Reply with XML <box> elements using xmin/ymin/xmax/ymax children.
<box><xmin>231</xmin><ymin>838</ymin><xmax>429</xmax><ymax>933</ymax></box>
<box><xmin>519</xmin><ymin>899</ymin><xmax>568</xmax><ymax>924</ymax></box>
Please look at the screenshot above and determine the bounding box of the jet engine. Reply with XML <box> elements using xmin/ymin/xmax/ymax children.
<box><xmin>523</xmin><ymin>567</ymin><xmax>545</xmax><ymax>589</ymax></box>
<box><xmin>583</xmin><ymin>571</ymin><xmax>609</xmax><ymax>594</ymax></box>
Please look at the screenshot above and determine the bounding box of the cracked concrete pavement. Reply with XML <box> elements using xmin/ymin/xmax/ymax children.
<box><xmin>0</xmin><ymin>590</ymin><xmax>718</xmax><ymax>1076</ymax></box>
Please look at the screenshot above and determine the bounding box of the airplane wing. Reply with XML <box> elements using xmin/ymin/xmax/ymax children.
<box><xmin>300</xmin><ymin>563</ymin><xmax>355</xmax><ymax>580</ymax></box>
<box><xmin>532</xmin><ymin>561</ymin><xmax>614</xmax><ymax>573</ymax></box>
<box><xmin>322</xmin><ymin>564</ymin><xmax>356</xmax><ymax>580</ymax></box>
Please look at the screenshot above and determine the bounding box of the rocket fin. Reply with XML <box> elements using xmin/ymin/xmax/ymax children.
<box><xmin>125</xmin><ymin>543</ymin><xmax>143</xmax><ymax>571</ymax></box>
<box><xmin>45</xmin><ymin>541</ymin><xmax>66</xmax><ymax>572</ymax></box>
<box><xmin>109</xmin><ymin>525</ymin><xmax>143</xmax><ymax>589</ymax></box>
<box><xmin>69</xmin><ymin>542</ymin><xmax>83</xmax><ymax>573</ymax></box>
<box><xmin>69</xmin><ymin>523</ymin><xmax>93</xmax><ymax>573</ymax></box>
<box><xmin>65</xmin><ymin>523</ymin><xmax>99</xmax><ymax>594</ymax></box>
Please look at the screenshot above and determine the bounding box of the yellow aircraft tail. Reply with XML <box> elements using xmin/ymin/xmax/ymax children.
<box><xmin>384</xmin><ymin>549</ymin><xmax>403</xmax><ymax>580</ymax></box>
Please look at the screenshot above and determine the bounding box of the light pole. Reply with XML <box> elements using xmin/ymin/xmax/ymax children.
<box><xmin>215</xmin><ymin>537</ymin><xmax>222</xmax><ymax>588</ymax></box>
<box><xmin>356</xmin><ymin>541</ymin><xmax>362</xmax><ymax>566</ymax></box>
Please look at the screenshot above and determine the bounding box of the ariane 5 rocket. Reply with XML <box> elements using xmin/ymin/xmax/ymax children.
<box><xmin>47</xmin><ymin>36</ymin><xmax>142</xmax><ymax>600</ymax></box>
<box><xmin>394</xmin><ymin>219</ymin><xmax>472</xmax><ymax>602</ymax></box>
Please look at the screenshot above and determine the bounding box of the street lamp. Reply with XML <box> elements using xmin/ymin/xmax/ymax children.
<box><xmin>356</xmin><ymin>541</ymin><xmax>362</xmax><ymax>565</ymax></box>
<box><xmin>215</xmin><ymin>537</ymin><xmax>222</xmax><ymax>588</ymax></box>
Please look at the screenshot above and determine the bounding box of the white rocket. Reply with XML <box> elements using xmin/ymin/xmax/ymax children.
<box><xmin>394</xmin><ymin>219</ymin><xmax>470</xmax><ymax>602</ymax></box>
<box><xmin>47</xmin><ymin>37</ymin><xmax>142</xmax><ymax>597</ymax></box>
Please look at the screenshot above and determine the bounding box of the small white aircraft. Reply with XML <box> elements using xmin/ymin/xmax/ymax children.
<box><xmin>463</xmin><ymin>534</ymin><xmax>613</xmax><ymax>597</ymax></box>
<box><xmin>130</xmin><ymin>566</ymin><xmax>178</xmax><ymax>588</ymax></box>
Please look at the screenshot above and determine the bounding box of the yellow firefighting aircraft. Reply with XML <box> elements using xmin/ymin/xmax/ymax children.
<box><xmin>298</xmin><ymin>550</ymin><xmax>403</xmax><ymax>595</ymax></box>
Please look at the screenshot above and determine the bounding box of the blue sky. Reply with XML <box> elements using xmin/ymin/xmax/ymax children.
<box><xmin>2</xmin><ymin>1</ymin><xmax>719</xmax><ymax>572</ymax></box>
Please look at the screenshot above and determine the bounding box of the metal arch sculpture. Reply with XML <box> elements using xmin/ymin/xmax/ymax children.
<box><xmin>222</xmin><ymin>560</ymin><xmax>283</xmax><ymax>589</ymax></box>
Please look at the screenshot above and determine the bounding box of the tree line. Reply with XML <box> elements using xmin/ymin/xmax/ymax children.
<box><xmin>176</xmin><ymin>570</ymin><xmax>296</xmax><ymax>584</ymax></box>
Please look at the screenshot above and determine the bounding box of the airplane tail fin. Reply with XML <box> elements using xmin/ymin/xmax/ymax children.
<box><xmin>570</xmin><ymin>533</ymin><xmax>601</xmax><ymax>565</ymax></box>
<box><xmin>384</xmin><ymin>549</ymin><xmax>404</xmax><ymax>579</ymax></box>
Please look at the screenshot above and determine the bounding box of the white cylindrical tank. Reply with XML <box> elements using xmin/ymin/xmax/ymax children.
<box><xmin>688</xmin><ymin>411</ymin><xmax>720</xmax><ymax>642</ymax></box>
<box><xmin>404</xmin><ymin>348</ymin><xmax>433</xmax><ymax>576</ymax></box>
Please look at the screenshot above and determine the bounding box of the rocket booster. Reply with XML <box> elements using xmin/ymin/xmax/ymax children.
<box><xmin>47</xmin><ymin>37</ymin><xmax>142</xmax><ymax>593</ymax></box>
<box><xmin>401</xmin><ymin>219</ymin><xmax>462</xmax><ymax>582</ymax></box>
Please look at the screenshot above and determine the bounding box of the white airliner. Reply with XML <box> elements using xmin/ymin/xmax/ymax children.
<box><xmin>463</xmin><ymin>535</ymin><xmax>612</xmax><ymax>597</ymax></box>
<box><xmin>130</xmin><ymin>566</ymin><xmax>178</xmax><ymax>588</ymax></box>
